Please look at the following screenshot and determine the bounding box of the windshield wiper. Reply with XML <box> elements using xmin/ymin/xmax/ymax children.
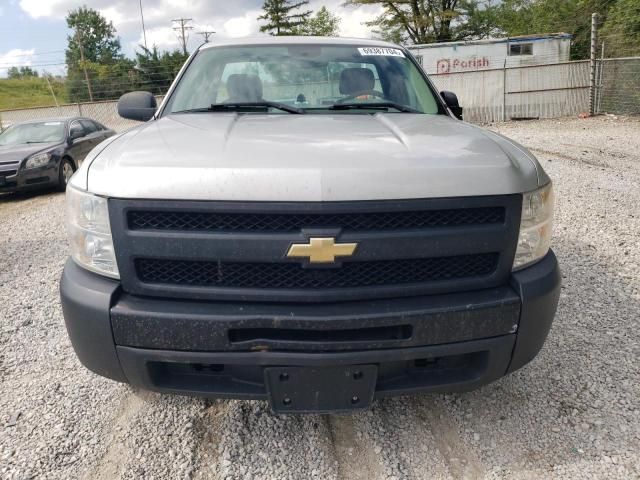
<box><xmin>329</xmin><ymin>102</ymin><xmax>421</xmax><ymax>114</ymax></box>
<box><xmin>173</xmin><ymin>101</ymin><xmax>305</xmax><ymax>115</ymax></box>
<box><xmin>210</xmin><ymin>102</ymin><xmax>305</xmax><ymax>114</ymax></box>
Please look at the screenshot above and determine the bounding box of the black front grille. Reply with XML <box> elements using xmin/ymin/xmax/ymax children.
<box><xmin>136</xmin><ymin>254</ymin><xmax>499</xmax><ymax>290</ymax></box>
<box><xmin>128</xmin><ymin>207</ymin><xmax>505</xmax><ymax>233</ymax></box>
<box><xmin>112</xmin><ymin>196</ymin><xmax>521</xmax><ymax>303</ymax></box>
<box><xmin>0</xmin><ymin>170</ymin><xmax>17</xmax><ymax>178</ymax></box>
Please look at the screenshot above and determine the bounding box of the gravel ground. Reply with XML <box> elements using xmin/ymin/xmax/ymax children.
<box><xmin>1</xmin><ymin>115</ymin><xmax>639</xmax><ymax>479</ymax></box>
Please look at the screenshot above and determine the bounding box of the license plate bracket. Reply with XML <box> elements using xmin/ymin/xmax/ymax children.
<box><xmin>265</xmin><ymin>365</ymin><xmax>377</xmax><ymax>414</ymax></box>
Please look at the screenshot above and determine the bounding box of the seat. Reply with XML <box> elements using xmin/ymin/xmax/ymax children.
<box><xmin>226</xmin><ymin>74</ymin><xmax>264</xmax><ymax>102</ymax></box>
<box><xmin>385</xmin><ymin>72</ymin><xmax>410</xmax><ymax>105</ymax></box>
<box><xmin>339</xmin><ymin>68</ymin><xmax>375</xmax><ymax>96</ymax></box>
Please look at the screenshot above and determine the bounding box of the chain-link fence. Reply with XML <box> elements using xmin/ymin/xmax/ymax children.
<box><xmin>597</xmin><ymin>58</ymin><xmax>640</xmax><ymax>115</ymax></box>
<box><xmin>430</xmin><ymin>60</ymin><xmax>590</xmax><ymax>123</ymax></box>
<box><xmin>0</xmin><ymin>97</ymin><xmax>164</xmax><ymax>132</ymax></box>
<box><xmin>0</xmin><ymin>63</ymin><xmax>175</xmax><ymax>131</ymax></box>
<box><xmin>594</xmin><ymin>29</ymin><xmax>640</xmax><ymax>115</ymax></box>
<box><xmin>0</xmin><ymin>28</ymin><xmax>637</xmax><ymax>130</ymax></box>
<box><xmin>1</xmin><ymin>59</ymin><xmax>593</xmax><ymax>128</ymax></box>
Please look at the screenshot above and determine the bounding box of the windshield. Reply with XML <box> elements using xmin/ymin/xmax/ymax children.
<box><xmin>164</xmin><ymin>45</ymin><xmax>441</xmax><ymax>115</ymax></box>
<box><xmin>0</xmin><ymin>121</ymin><xmax>65</xmax><ymax>146</ymax></box>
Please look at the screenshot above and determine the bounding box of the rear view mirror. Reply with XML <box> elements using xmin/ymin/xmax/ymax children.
<box><xmin>440</xmin><ymin>91</ymin><xmax>463</xmax><ymax>120</ymax></box>
<box><xmin>117</xmin><ymin>91</ymin><xmax>157</xmax><ymax>122</ymax></box>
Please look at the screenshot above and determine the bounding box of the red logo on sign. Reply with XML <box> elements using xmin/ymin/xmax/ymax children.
<box><xmin>436</xmin><ymin>57</ymin><xmax>490</xmax><ymax>74</ymax></box>
<box><xmin>436</xmin><ymin>59</ymin><xmax>450</xmax><ymax>74</ymax></box>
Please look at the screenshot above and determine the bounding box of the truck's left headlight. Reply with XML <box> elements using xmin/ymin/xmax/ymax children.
<box><xmin>513</xmin><ymin>182</ymin><xmax>554</xmax><ymax>271</ymax></box>
<box><xmin>66</xmin><ymin>186</ymin><xmax>119</xmax><ymax>279</ymax></box>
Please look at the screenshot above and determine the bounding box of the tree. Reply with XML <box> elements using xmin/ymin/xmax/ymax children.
<box><xmin>488</xmin><ymin>0</ymin><xmax>615</xmax><ymax>59</ymax></box>
<box><xmin>293</xmin><ymin>6</ymin><xmax>341</xmax><ymax>36</ymax></box>
<box><xmin>64</xmin><ymin>7</ymin><xmax>132</xmax><ymax>102</ymax></box>
<box><xmin>7</xmin><ymin>66</ymin><xmax>39</xmax><ymax>79</ymax></box>
<box><xmin>65</xmin><ymin>6</ymin><xmax>123</xmax><ymax>65</ymax></box>
<box><xmin>6</xmin><ymin>67</ymin><xmax>20</xmax><ymax>79</ymax></box>
<box><xmin>134</xmin><ymin>46</ymin><xmax>189</xmax><ymax>95</ymax></box>
<box><xmin>600</xmin><ymin>0</ymin><xmax>640</xmax><ymax>58</ymax></box>
<box><xmin>258</xmin><ymin>0</ymin><xmax>312</xmax><ymax>36</ymax></box>
<box><xmin>345</xmin><ymin>0</ymin><xmax>492</xmax><ymax>44</ymax></box>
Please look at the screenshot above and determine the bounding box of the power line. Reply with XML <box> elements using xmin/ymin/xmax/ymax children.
<box><xmin>198</xmin><ymin>30</ymin><xmax>216</xmax><ymax>43</ymax></box>
<box><xmin>0</xmin><ymin>63</ymin><xmax>66</xmax><ymax>69</ymax></box>
<box><xmin>172</xmin><ymin>18</ymin><xmax>194</xmax><ymax>55</ymax></box>
<box><xmin>1</xmin><ymin>50</ymin><xmax>65</xmax><ymax>59</ymax></box>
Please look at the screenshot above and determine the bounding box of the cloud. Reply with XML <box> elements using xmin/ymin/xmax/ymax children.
<box><xmin>223</xmin><ymin>10</ymin><xmax>263</xmax><ymax>38</ymax></box>
<box><xmin>18</xmin><ymin>0</ymin><xmax>385</xmax><ymax>58</ymax></box>
<box><xmin>99</xmin><ymin>6</ymin><xmax>126</xmax><ymax>26</ymax></box>
<box><xmin>19</xmin><ymin>0</ymin><xmax>66</xmax><ymax>19</ymax></box>
<box><xmin>337</xmin><ymin>7</ymin><xmax>382</xmax><ymax>38</ymax></box>
<box><xmin>133</xmin><ymin>25</ymin><xmax>182</xmax><ymax>51</ymax></box>
<box><xmin>0</xmin><ymin>48</ymin><xmax>36</xmax><ymax>77</ymax></box>
<box><xmin>0</xmin><ymin>48</ymin><xmax>36</xmax><ymax>66</ymax></box>
<box><xmin>307</xmin><ymin>0</ymin><xmax>382</xmax><ymax>38</ymax></box>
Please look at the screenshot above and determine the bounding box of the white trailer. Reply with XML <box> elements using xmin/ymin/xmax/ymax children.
<box><xmin>408</xmin><ymin>33</ymin><xmax>572</xmax><ymax>74</ymax></box>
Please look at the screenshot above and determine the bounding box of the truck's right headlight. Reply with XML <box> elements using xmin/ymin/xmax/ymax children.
<box><xmin>66</xmin><ymin>186</ymin><xmax>120</xmax><ymax>279</ymax></box>
<box><xmin>513</xmin><ymin>182</ymin><xmax>554</xmax><ymax>271</ymax></box>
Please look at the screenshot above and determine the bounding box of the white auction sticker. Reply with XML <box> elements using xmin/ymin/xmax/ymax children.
<box><xmin>358</xmin><ymin>47</ymin><xmax>405</xmax><ymax>58</ymax></box>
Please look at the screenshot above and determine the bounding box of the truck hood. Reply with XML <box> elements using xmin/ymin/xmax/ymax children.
<box><xmin>84</xmin><ymin>113</ymin><xmax>542</xmax><ymax>201</ymax></box>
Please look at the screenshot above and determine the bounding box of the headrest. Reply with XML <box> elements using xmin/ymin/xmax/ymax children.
<box><xmin>226</xmin><ymin>74</ymin><xmax>263</xmax><ymax>102</ymax></box>
<box><xmin>339</xmin><ymin>68</ymin><xmax>375</xmax><ymax>95</ymax></box>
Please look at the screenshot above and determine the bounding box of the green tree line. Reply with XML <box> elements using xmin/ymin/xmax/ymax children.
<box><xmin>344</xmin><ymin>0</ymin><xmax>639</xmax><ymax>59</ymax></box>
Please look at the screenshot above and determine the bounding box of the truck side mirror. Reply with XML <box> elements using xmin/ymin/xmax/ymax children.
<box><xmin>117</xmin><ymin>91</ymin><xmax>157</xmax><ymax>122</ymax></box>
<box><xmin>440</xmin><ymin>91</ymin><xmax>463</xmax><ymax>120</ymax></box>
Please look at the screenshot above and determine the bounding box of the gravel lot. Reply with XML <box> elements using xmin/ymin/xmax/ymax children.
<box><xmin>1</xmin><ymin>115</ymin><xmax>639</xmax><ymax>479</ymax></box>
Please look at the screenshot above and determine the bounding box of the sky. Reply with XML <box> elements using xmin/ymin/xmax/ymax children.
<box><xmin>0</xmin><ymin>0</ymin><xmax>383</xmax><ymax>77</ymax></box>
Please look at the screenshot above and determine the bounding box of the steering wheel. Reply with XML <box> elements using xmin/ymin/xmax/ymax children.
<box><xmin>337</xmin><ymin>90</ymin><xmax>387</xmax><ymax>103</ymax></box>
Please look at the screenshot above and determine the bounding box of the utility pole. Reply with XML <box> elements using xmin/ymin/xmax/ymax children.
<box><xmin>139</xmin><ymin>0</ymin><xmax>148</xmax><ymax>50</ymax></box>
<box><xmin>198</xmin><ymin>30</ymin><xmax>216</xmax><ymax>43</ymax></box>
<box><xmin>44</xmin><ymin>74</ymin><xmax>60</xmax><ymax>111</ymax></box>
<box><xmin>75</xmin><ymin>28</ymin><xmax>94</xmax><ymax>102</ymax></box>
<box><xmin>172</xmin><ymin>18</ymin><xmax>193</xmax><ymax>55</ymax></box>
<box><xmin>589</xmin><ymin>12</ymin><xmax>599</xmax><ymax>116</ymax></box>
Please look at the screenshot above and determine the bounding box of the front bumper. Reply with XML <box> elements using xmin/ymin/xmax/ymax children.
<box><xmin>0</xmin><ymin>164</ymin><xmax>58</xmax><ymax>193</ymax></box>
<box><xmin>60</xmin><ymin>251</ymin><xmax>560</xmax><ymax>403</ymax></box>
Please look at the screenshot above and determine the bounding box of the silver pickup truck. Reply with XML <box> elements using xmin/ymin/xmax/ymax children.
<box><xmin>60</xmin><ymin>37</ymin><xmax>560</xmax><ymax>414</ymax></box>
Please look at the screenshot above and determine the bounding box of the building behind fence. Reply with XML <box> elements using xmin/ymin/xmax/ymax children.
<box><xmin>408</xmin><ymin>33</ymin><xmax>572</xmax><ymax>74</ymax></box>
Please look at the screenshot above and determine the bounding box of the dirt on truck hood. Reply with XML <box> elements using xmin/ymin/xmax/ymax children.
<box><xmin>85</xmin><ymin>113</ymin><xmax>542</xmax><ymax>201</ymax></box>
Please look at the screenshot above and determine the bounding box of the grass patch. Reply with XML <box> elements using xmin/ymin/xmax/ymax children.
<box><xmin>0</xmin><ymin>77</ymin><xmax>68</xmax><ymax>111</ymax></box>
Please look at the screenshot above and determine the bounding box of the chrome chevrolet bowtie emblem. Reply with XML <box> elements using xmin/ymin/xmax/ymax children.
<box><xmin>287</xmin><ymin>237</ymin><xmax>358</xmax><ymax>264</ymax></box>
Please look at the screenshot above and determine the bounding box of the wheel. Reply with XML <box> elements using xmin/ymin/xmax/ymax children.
<box><xmin>58</xmin><ymin>157</ymin><xmax>75</xmax><ymax>191</ymax></box>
